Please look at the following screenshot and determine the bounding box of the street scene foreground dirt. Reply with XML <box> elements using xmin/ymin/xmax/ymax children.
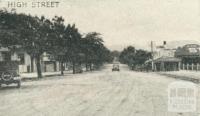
<box><xmin>0</xmin><ymin>64</ymin><xmax>199</xmax><ymax>116</ymax></box>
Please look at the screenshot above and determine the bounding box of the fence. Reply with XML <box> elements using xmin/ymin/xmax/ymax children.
<box><xmin>180</xmin><ymin>63</ymin><xmax>200</xmax><ymax>71</ymax></box>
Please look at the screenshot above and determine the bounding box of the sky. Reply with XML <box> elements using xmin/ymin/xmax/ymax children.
<box><xmin>0</xmin><ymin>0</ymin><xmax>200</xmax><ymax>51</ymax></box>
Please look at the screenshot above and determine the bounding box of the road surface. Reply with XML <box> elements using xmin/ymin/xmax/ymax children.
<box><xmin>0</xmin><ymin>64</ymin><xmax>199</xmax><ymax>116</ymax></box>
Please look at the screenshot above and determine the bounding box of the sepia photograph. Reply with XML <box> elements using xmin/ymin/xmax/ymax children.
<box><xmin>0</xmin><ymin>0</ymin><xmax>200</xmax><ymax>116</ymax></box>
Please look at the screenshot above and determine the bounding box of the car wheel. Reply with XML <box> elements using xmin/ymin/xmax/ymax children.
<box><xmin>17</xmin><ymin>81</ymin><xmax>21</xmax><ymax>88</ymax></box>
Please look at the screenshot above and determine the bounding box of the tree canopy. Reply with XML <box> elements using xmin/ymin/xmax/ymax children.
<box><xmin>0</xmin><ymin>9</ymin><xmax>112</xmax><ymax>77</ymax></box>
<box><xmin>119</xmin><ymin>46</ymin><xmax>152</xmax><ymax>68</ymax></box>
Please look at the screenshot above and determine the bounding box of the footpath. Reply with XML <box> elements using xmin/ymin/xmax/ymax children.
<box><xmin>19</xmin><ymin>71</ymin><xmax>67</xmax><ymax>81</ymax></box>
<box><xmin>158</xmin><ymin>70</ymin><xmax>200</xmax><ymax>83</ymax></box>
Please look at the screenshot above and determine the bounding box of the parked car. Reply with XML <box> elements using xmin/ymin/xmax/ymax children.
<box><xmin>0</xmin><ymin>61</ymin><xmax>21</xmax><ymax>88</ymax></box>
<box><xmin>112</xmin><ymin>64</ymin><xmax>120</xmax><ymax>71</ymax></box>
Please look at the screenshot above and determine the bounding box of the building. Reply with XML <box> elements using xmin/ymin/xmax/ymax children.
<box><xmin>148</xmin><ymin>41</ymin><xmax>181</xmax><ymax>71</ymax></box>
<box><xmin>42</xmin><ymin>52</ymin><xmax>60</xmax><ymax>72</ymax></box>
<box><xmin>175</xmin><ymin>44</ymin><xmax>200</xmax><ymax>70</ymax></box>
<box><xmin>152</xmin><ymin>41</ymin><xmax>176</xmax><ymax>59</ymax></box>
<box><xmin>0</xmin><ymin>47</ymin><xmax>60</xmax><ymax>73</ymax></box>
<box><xmin>153</xmin><ymin>56</ymin><xmax>181</xmax><ymax>71</ymax></box>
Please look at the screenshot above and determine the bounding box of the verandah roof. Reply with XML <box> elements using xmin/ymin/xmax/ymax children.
<box><xmin>154</xmin><ymin>57</ymin><xmax>181</xmax><ymax>63</ymax></box>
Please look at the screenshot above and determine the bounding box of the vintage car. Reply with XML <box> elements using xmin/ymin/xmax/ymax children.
<box><xmin>112</xmin><ymin>64</ymin><xmax>120</xmax><ymax>71</ymax></box>
<box><xmin>0</xmin><ymin>61</ymin><xmax>21</xmax><ymax>88</ymax></box>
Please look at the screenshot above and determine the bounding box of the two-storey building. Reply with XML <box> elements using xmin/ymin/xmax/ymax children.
<box><xmin>148</xmin><ymin>41</ymin><xmax>181</xmax><ymax>71</ymax></box>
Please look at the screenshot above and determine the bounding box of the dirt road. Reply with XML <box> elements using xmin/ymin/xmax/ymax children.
<box><xmin>0</xmin><ymin>64</ymin><xmax>199</xmax><ymax>116</ymax></box>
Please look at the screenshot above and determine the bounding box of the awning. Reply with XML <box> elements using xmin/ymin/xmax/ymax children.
<box><xmin>154</xmin><ymin>57</ymin><xmax>181</xmax><ymax>63</ymax></box>
<box><xmin>145</xmin><ymin>59</ymin><xmax>153</xmax><ymax>64</ymax></box>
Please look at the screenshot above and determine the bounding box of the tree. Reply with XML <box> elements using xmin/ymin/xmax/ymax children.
<box><xmin>82</xmin><ymin>32</ymin><xmax>101</xmax><ymax>70</ymax></box>
<box><xmin>49</xmin><ymin>16</ymin><xmax>67</xmax><ymax>75</ymax></box>
<box><xmin>19</xmin><ymin>15</ymin><xmax>52</xmax><ymax>78</ymax></box>
<box><xmin>0</xmin><ymin>10</ymin><xmax>52</xmax><ymax>78</ymax></box>
<box><xmin>81</xmin><ymin>32</ymin><xmax>112</xmax><ymax>70</ymax></box>
<box><xmin>119</xmin><ymin>46</ymin><xmax>151</xmax><ymax>70</ymax></box>
<box><xmin>111</xmin><ymin>50</ymin><xmax>120</xmax><ymax>61</ymax></box>
<box><xmin>119</xmin><ymin>46</ymin><xmax>136</xmax><ymax>65</ymax></box>
<box><xmin>0</xmin><ymin>9</ymin><xmax>111</xmax><ymax>76</ymax></box>
<box><xmin>65</xmin><ymin>24</ymin><xmax>82</xmax><ymax>74</ymax></box>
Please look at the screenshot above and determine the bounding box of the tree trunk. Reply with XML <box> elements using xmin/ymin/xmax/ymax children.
<box><xmin>72</xmin><ymin>61</ymin><xmax>76</xmax><ymax>74</ymax></box>
<box><xmin>31</xmin><ymin>56</ymin><xmax>34</xmax><ymax>72</ymax></box>
<box><xmin>85</xmin><ymin>55</ymin><xmax>88</xmax><ymax>71</ymax></box>
<box><xmin>85</xmin><ymin>63</ymin><xmax>88</xmax><ymax>71</ymax></box>
<box><xmin>36</xmin><ymin>55</ymin><xmax>42</xmax><ymax>78</ymax></box>
<box><xmin>60</xmin><ymin>61</ymin><xmax>64</xmax><ymax>75</ymax></box>
<box><xmin>89</xmin><ymin>63</ymin><xmax>92</xmax><ymax>71</ymax></box>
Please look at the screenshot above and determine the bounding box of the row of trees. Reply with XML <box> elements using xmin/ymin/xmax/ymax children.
<box><xmin>119</xmin><ymin>46</ymin><xmax>152</xmax><ymax>70</ymax></box>
<box><xmin>0</xmin><ymin>9</ymin><xmax>113</xmax><ymax>78</ymax></box>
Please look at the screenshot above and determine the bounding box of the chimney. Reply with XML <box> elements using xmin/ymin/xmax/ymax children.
<box><xmin>163</xmin><ymin>41</ymin><xmax>166</xmax><ymax>48</ymax></box>
<box><xmin>163</xmin><ymin>41</ymin><xmax>166</xmax><ymax>45</ymax></box>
